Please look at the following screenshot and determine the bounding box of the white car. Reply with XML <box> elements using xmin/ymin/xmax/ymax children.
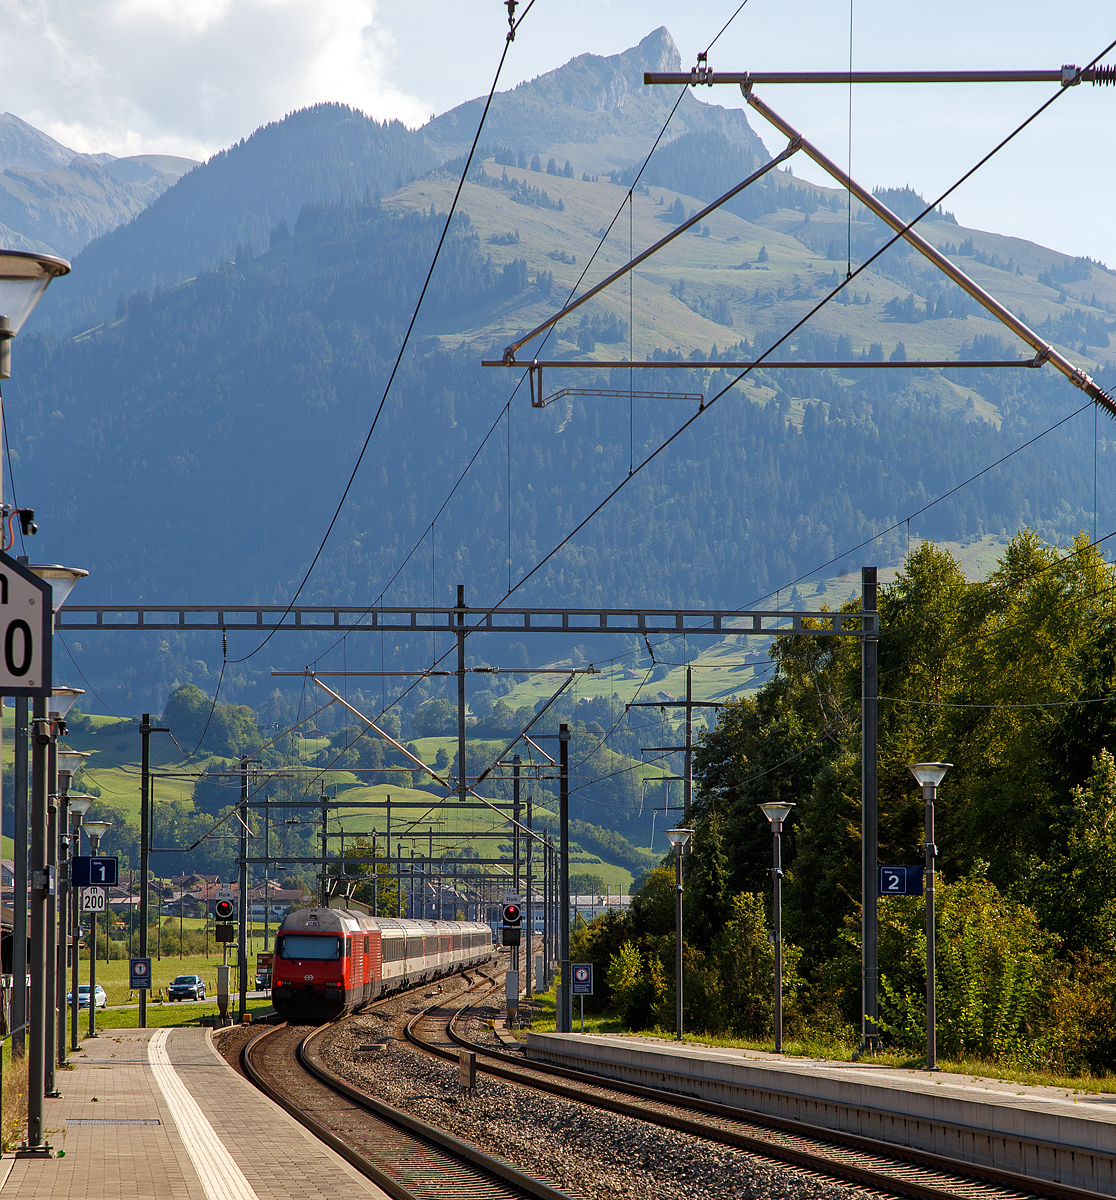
<box><xmin>67</xmin><ymin>984</ymin><xmax>108</xmax><ymax>1009</ymax></box>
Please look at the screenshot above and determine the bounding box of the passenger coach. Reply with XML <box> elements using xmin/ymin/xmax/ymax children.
<box><xmin>270</xmin><ymin>907</ymin><xmax>493</xmax><ymax>1021</ymax></box>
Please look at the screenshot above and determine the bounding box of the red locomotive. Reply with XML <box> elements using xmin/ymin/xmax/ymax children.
<box><xmin>270</xmin><ymin>907</ymin><xmax>493</xmax><ymax>1021</ymax></box>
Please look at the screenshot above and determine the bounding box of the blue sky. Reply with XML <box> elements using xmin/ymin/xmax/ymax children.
<box><xmin>2</xmin><ymin>1</ymin><xmax>1114</xmax><ymax>263</ymax></box>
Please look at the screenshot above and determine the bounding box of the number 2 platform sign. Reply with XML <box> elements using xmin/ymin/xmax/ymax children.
<box><xmin>0</xmin><ymin>552</ymin><xmax>51</xmax><ymax>697</ymax></box>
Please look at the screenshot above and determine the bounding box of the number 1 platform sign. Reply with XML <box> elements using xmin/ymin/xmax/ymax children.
<box><xmin>0</xmin><ymin>551</ymin><xmax>51</xmax><ymax>697</ymax></box>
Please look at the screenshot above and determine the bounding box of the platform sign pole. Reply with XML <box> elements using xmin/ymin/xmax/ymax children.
<box><xmin>557</xmin><ymin>726</ymin><xmax>571</xmax><ymax>1033</ymax></box>
<box><xmin>12</xmin><ymin>696</ymin><xmax>27</xmax><ymax>1061</ymax></box>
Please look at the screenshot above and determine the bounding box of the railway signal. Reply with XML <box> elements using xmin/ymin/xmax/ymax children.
<box><xmin>501</xmin><ymin>902</ymin><xmax>522</xmax><ymax>946</ymax></box>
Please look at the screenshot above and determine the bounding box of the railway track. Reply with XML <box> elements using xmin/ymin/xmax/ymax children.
<box><xmin>402</xmin><ymin>975</ymin><xmax>1098</xmax><ymax>1200</ymax></box>
<box><xmin>240</xmin><ymin>977</ymin><xmax>574</xmax><ymax>1200</ymax></box>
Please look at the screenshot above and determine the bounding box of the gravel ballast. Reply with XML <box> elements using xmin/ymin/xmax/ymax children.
<box><xmin>320</xmin><ymin>991</ymin><xmax>868</xmax><ymax>1200</ymax></box>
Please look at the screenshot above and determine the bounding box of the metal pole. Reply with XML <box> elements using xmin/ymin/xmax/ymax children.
<box><xmin>861</xmin><ymin>566</ymin><xmax>879</xmax><ymax>1051</ymax></box>
<box><xmin>139</xmin><ymin>715</ymin><xmax>151</xmax><ymax>1028</ymax></box>
<box><xmin>525</xmin><ymin>795</ymin><xmax>533</xmax><ymax>997</ymax></box>
<box><xmin>773</xmin><ymin>822</ymin><xmax>783</xmax><ymax>1053</ymax></box>
<box><xmin>87</xmin><ymin>828</ymin><xmax>101</xmax><ymax>1041</ymax></box>
<box><xmin>739</xmin><ymin>88</ymin><xmax>1115</xmax><ymax>416</ymax></box>
<box><xmin>558</xmin><ymin>725</ymin><xmax>570</xmax><ymax>1033</ymax></box>
<box><xmin>646</xmin><ymin>67</ymin><xmax>1108</xmax><ymax>85</ymax></box>
<box><xmin>925</xmin><ymin>782</ymin><xmax>937</xmax><ymax>1070</ymax></box>
<box><xmin>542</xmin><ymin>835</ymin><xmax>549</xmax><ymax>986</ymax></box>
<box><xmin>44</xmin><ymin>776</ymin><xmax>58</xmax><ymax>1094</ymax></box>
<box><xmin>457</xmin><ymin>584</ymin><xmax>467</xmax><ymax>806</ymax></box>
<box><xmin>684</xmin><ymin>666</ymin><xmax>693</xmax><ymax>821</ymax></box>
<box><xmin>264</xmin><ymin>793</ymin><xmax>270</xmax><ymax>946</ymax></box>
<box><xmin>238</xmin><ymin>758</ymin><xmax>248</xmax><ymax>1021</ymax></box>
<box><xmin>12</xmin><ymin>696</ymin><xmax>27</xmax><ymax>1059</ymax></box>
<box><xmin>27</xmin><ymin>698</ymin><xmax>49</xmax><ymax>1146</ymax></box>
<box><xmin>512</xmin><ymin>755</ymin><xmax>520</xmax><ymax>977</ymax></box>
<box><xmin>674</xmin><ymin>846</ymin><xmax>683</xmax><ymax>1040</ymax></box>
<box><xmin>70</xmin><ymin>811</ymin><xmax>80</xmax><ymax>1052</ymax></box>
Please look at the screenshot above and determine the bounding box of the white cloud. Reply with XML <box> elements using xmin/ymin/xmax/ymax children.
<box><xmin>0</xmin><ymin>0</ymin><xmax>434</xmax><ymax>161</ymax></box>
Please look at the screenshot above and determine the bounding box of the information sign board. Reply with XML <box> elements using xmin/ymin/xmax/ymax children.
<box><xmin>130</xmin><ymin>958</ymin><xmax>152</xmax><ymax>989</ymax></box>
<box><xmin>72</xmin><ymin>856</ymin><xmax>118</xmax><ymax>887</ymax></box>
<box><xmin>879</xmin><ymin>865</ymin><xmax>924</xmax><ymax>896</ymax></box>
<box><xmin>0</xmin><ymin>551</ymin><xmax>51</xmax><ymax>696</ymax></box>
<box><xmin>81</xmin><ymin>886</ymin><xmax>107</xmax><ymax>913</ymax></box>
<box><xmin>571</xmin><ymin>963</ymin><xmax>594</xmax><ymax>995</ymax></box>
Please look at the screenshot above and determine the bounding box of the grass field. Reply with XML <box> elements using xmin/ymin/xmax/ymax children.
<box><xmin>80</xmin><ymin>953</ymin><xmax>265</xmax><ymax>1006</ymax></box>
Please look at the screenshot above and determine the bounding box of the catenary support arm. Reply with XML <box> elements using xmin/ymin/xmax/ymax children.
<box><xmin>741</xmin><ymin>86</ymin><xmax>1116</xmax><ymax>416</ymax></box>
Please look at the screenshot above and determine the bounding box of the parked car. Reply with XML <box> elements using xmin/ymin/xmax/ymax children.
<box><xmin>67</xmin><ymin>984</ymin><xmax>107</xmax><ymax>1009</ymax></box>
<box><xmin>167</xmin><ymin>974</ymin><xmax>206</xmax><ymax>1001</ymax></box>
<box><xmin>255</xmin><ymin>970</ymin><xmax>271</xmax><ymax>991</ymax></box>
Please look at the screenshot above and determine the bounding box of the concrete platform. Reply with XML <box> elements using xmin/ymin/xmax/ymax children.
<box><xmin>0</xmin><ymin>1026</ymin><xmax>389</xmax><ymax>1200</ymax></box>
<box><xmin>526</xmin><ymin>1032</ymin><xmax>1116</xmax><ymax>1196</ymax></box>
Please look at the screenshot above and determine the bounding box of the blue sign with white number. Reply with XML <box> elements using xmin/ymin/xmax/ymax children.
<box><xmin>71</xmin><ymin>856</ymin><xmax>118</xmax><ymax>887</ymax></box>
<box><xmin>130</xmin><ymin>958</ymin><xmax>152</xmax><ymax>990</ymax></box>
<box><xmin>879</xmin><ymin>865</ymin><xmax>923</xmax><ymax>896</ymax></box>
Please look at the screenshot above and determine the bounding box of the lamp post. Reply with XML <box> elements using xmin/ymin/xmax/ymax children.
<box><xmin>66</xmin><ymin>795</ymin><xmax>92</xmax><ymax>1052</ymax></box>
<box><xmin>44</xmin><ymin>689</ymin><xmax>82</xmax><ymax>1094</ymax></box>
<box><xmin>81</xmin><ymin>820</ymin><xmax>111</xmax><ymax>1039</ymax></box>
<box><xmin>758</xmin><ymin>802</ymin><xmax>795</xmax><ymax>1053</ymax></box>
<box><xmin>0</xmin><ymin>251</ymin><xmax>70</xmax><ymax>1117</ymax></box>
<box><xmin>54</xmin><ymin>747</ymin><xmax>89</xmax><ymax>1072</ymax></box>
<box><xmin>663</xmin><ymin>827</ymin><xmax>693</xmax><ymax>1041</ymax></box>
<box><xmin>908</xmin><ymin>763</ymin><xmax>951</xmax><ymax>1071</ymax></box>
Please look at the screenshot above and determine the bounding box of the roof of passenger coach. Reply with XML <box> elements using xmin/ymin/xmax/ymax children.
<box><xmin>278</xmin><ymin>908</ymin><xmax>352</xmax><ymax>934</ymax></box>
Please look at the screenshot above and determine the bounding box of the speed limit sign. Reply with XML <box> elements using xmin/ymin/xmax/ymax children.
<box><xmin>0</xmin><ymin>552</ymin><xmax>52</xmax><ymax>697</ymax></box>
<box><xmin>81</xmin><ymin>887</ymin><xmax>107</xmax><ymax>913</ymax></box>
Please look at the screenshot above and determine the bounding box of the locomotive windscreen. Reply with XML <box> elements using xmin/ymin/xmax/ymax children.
<box><xmin>279</xmin><ymin>935</ymin><xmax>341</xmax><ymax>960</ymax></box>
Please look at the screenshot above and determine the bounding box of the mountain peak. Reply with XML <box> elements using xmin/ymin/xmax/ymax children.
<box><xmin>522</xmin><ymin>26</ymin><xmax>681</xmax><ymax>114</ymax></box>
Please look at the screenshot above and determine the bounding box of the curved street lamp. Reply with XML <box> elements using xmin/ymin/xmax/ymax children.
<box><xmin>758</xmin><ymin>801</ymin><xmax>795</xmax><ymax>1052</ymax></box>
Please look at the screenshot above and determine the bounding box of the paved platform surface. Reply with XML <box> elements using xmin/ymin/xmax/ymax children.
<box><xmin>0</xmin><ymin>1026</ymin><xmax>389</xmax><ymax>1200</ymax></box>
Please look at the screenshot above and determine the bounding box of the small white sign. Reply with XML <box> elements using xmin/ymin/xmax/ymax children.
<box><xmin>215</xmin><ymin>887</ymin><xmax>235</xmax><ymax>901</ymax></box>
<box><xmin>81</xmin><ymin>886</ymin><xmax>107</xmax><ymax>913</ymax></box>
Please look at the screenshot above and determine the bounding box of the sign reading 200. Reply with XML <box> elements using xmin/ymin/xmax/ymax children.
<box><xmin>0</xmin><ymin>553</ymin><xmax>52</xmax><ymax>698</ymax></box>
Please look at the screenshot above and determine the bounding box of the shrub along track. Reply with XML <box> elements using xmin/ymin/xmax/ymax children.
<box><xmin>401</xmin><ymin>973</ymin><xmax>1097</xmax><ymax>1200</ymax></box>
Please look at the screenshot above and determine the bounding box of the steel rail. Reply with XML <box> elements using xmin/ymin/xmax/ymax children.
<box><xmin>645</xmin><ymin>67</ymin><xmax>1115</xmax><ymax>87</ymax></box>
<box><xmin>242</xmin><ymin>1023</ymin><xmax>421</xmax><ymax>1200</ymax></box>
<box><xmin>399</xmin><ymin>979</ymin><xmax>1101</xmax><ymax>1200</ymax></box>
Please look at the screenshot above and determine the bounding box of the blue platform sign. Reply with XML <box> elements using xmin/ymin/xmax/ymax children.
<box><xmin>130</xmin><ymin>958</ymin><xmax>152</xmax><ymax>990</ymax></box>
<box><xmin>571</xmin><ymin>963</ymin><xmax>594</xmax><ymax>995</ymax></box>
<box><xmin>879</xmin><ymin>865</ymin><xmax>923</xmax><ymax>896</ymax></box>
<box><xmin>72</xmin><ymin>855</ymin><xmax>118</xmax><ymax>887</ymax></box>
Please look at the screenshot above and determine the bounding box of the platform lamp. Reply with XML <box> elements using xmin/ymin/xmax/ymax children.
<box><xmin>55</xmin><ymin>747</ymin><xmax>89</xmax><ymax>1070</ymax></box>
<box><xmin>908</xmin><ymin>763</ymin><xmax>951</xmax><ymax>1071</ymax></box>
<box><xmin>758</xmin><ymin>801</ymin><xmax>795</xmax><ymax>1053</ymax></box>
<box><xmin>663</xmin><ymin>827</ymin><xmax>693</xmax><ymax>1041</ymax></box>
<box><xmin>65</xmin><ymin>793</ymin><xmax>93</xmax><ymax>1053</ymax></box>
<box><xmin>0</xmin><ymin>249</ymin><xmax>71</xmax><ymax>380</ymax></box>
<box><xmin>43</xmin><ymin>688</ymin><xmax>83</xmax><ymax>1092</ymax></box>
<box><xmin>80</xmin><ymin>819</ymin><xmax>111</xmax><ymax>1039</ymax></box>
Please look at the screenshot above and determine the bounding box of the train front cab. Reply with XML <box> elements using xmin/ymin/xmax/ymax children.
<box><xmin>272</xmin><ymin>909</ymin><xmax>356</xmax><ymax>1019</ymax></box>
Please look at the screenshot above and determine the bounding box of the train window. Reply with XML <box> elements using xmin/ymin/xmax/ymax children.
<box><xmin>405</xmin><ymin>936</ymin><xmax>422</xmax><ymax>957</ymax></box>
<box><xmin>279</xmin><ymin>935</ymin><xmax>340</xmax><ymax>960</ymax></box>
<box><xmin>364</xmin><ymin>936</ymin><xmax>370</xmax><ymax>953</ymax></box>
<box><xmin>383</xmin><ymin>938</ymin><xmax>404</xmax><ymax>962</ymax></box>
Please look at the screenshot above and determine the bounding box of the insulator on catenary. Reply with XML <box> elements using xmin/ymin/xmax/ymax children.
<box><xmin>1091</xmin><ymin>65</ymin><xmax>1116</xmax><ymax>86</ymax></box>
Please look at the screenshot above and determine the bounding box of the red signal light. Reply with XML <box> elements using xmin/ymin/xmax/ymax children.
<box><xmin>502</xmin><ymin>903</ymin><xmax>522</xmax><ymax>925</ymax></box>
<box><xmin>214</xmin><ymin>899</ymin><xmax>235</xmax><ymax>920</ymax></box>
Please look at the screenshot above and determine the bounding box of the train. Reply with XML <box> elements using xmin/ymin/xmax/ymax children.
<box><xmin>270</xmin><ymin>906</ymin><xmax>494</xmax><ymax>1022</ymax></box>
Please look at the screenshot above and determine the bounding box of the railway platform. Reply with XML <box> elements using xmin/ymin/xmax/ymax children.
<box><xmin>526</xmin><ymin>1031</ymin><xmax>1116</xmax><ymax>1197</ymax></box>
<box><xmin>0</xmin><ymin>1026</ymin><xmax>390</xmax><ymax>1200</ymax></box>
